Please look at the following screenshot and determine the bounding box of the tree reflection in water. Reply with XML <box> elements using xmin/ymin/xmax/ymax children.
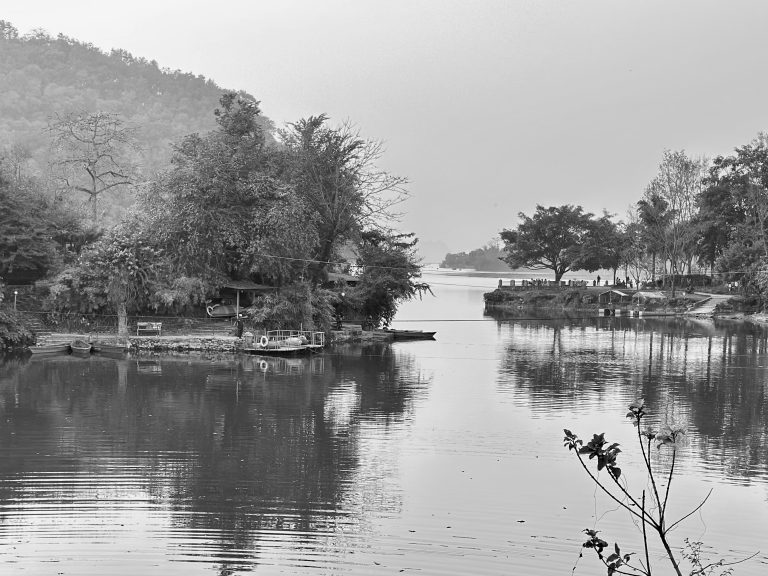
<box><xmin>488</xmin><ymin>311</ymin><xmax>768</xmax><ymax>482</ymax></box>
<box><xmin>0</xmin><ymin>344</ymin><xmax>430</xmax><ymax>574</ymax></box>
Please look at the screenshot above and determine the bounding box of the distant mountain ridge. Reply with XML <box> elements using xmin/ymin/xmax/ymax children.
<box><xmin>0</xmin><ymin>20</ymin><xmax>272</xmax><ymax>177</ymax></box>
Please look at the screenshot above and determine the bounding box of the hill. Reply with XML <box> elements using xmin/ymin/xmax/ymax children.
<box><xmin>0</xmin><ymin>20</ymin><xmax>272</xmax><ymax>178</ymax></box>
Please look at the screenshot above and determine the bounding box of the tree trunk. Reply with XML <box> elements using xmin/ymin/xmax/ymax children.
<box><xmin>117</xmin><ymin>302</ymin><xmax>128</xmax><ymax>337</ymax></box>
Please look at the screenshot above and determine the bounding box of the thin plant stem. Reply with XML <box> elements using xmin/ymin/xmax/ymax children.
<box><xmin>658</xmin><ymin>530</ymin><xmax>684</xmax><ymax>576</ymax></box>
<box><xmin>637</xmin><ymin>423</ymin><xmax>663</xmax><ymax>515</ymax></box>
<box><xmin>642</xmin><ymin>491</ymin><xmax>651</xmax><ymax>576</ymax></box>
<box><xmin>574</xmin><ymin>452</ymin><xmax>648</xmax><ymax>525</ymax></box>
<box><xmin>661</xmin><ymin>446</ymin><xmax>676</xmax><ymax>525</ymax></box>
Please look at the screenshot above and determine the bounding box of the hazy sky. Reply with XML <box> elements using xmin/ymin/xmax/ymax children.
<box><xmin>5</xmin><ymin>1</ymin><xmax>768</xmax><ymax>257</ymax></box>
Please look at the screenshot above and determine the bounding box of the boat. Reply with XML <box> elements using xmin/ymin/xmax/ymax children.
<box><xmin>244</xmin><ymin>330</ymin><xmax>325</xmax><ymax>356</ymax></box>
<box><xmin>28</xmin><ymin>342</ymin><xmax>70</xmax><ymax>355</ymax></box>
<box><xmin>378</xmin><ymin>329</ymin><xmax>437</xmax><ymax>341</ymax></box>
<box><xmin>70</xmin><ymin>339</ymin><xmax>92</xmax><ymax>356</ymax></box>
<box><xmin>91</xmin><ymin>342</ymin><xmax>129</xmax><ymax>356</ymax></box>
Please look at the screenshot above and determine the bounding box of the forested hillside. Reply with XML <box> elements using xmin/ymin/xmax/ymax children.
<box><xmin>0</xmin><ymin>20</ymin><xmax>271</xmax><ymax>177</ymax></box>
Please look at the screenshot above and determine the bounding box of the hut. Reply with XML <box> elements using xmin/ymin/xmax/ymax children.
<box><xmin>597</xmin><ymin>289</ymin><xmax>637</xmax><ymax>305</ymax></box>
<box><xmin>207</xmin><ymin>280</ymin><xmax>274</xmax><ymax>317</ymax></box>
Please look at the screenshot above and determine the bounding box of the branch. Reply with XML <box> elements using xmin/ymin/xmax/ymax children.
<box><xmin>666</xmin><ymin>489</ymin><xmax>712</xmax><ymax>533</ymax></box>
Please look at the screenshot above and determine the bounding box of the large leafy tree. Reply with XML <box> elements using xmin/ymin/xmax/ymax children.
<box><xmin>43</xmin><ymin>224</ymin><xmax>167</xmax><ymax>335</ymax></box>
<box><xmin>346</xmin><ymin>231</ymin><xmax>430</xmax><ymax>329</ymax></box>
<box><xmin>278</xmin><ymin>116</ymin><xmax>408</xmax><ymax>283</ymax></box>
<box><xmin>579</xmin><ymin>213</ymin><xmax>627</xmax><ymax>284</ymax></box>
<box><xmin>706</xmin><ymin>133</ymin><xmax>768</xmax><ymax>287</ymax></box>
<box><xmin>635</xmin><ymin>192</ymin><xmax>669</xmax><ymax>284</ymax></box>
<box><xmin>692</xmin><ymin>183</ymin><xmax>742</xmax><ymax>276</ymax></box>
<box><xmin>141</xmin><ymin>93</ymin><xmax>314</xmax><ymax>290</ymax></box>
<box><xmin>500</xmin><ymin>205</ymin><xmax>595</xmax><ymax>282</ymax></box>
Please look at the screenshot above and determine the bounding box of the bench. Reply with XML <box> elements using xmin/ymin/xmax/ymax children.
<box><xmin>136</xmin><ymin>321</ymin><xmax>162</xmax><ymax>336</ymax></box>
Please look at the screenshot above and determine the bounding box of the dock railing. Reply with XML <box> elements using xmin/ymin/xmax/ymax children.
<box><xmin>265</xmin><ymin>330</ymin><xmax>325</xmax><ymax>348</ymax></box>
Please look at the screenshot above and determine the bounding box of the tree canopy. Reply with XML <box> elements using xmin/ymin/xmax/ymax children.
<box><xmin>500</xmin><ymin>205</ymin><xmax>597</xmax><ymax>281</ymax></box>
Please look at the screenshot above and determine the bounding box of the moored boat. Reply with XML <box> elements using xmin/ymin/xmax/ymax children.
<box><xmin>70</xmin><ymin>339</ymin><xmax>92</xmax><ymax>356</ymax></box>
<box><xmin>91</xmin><ymin>342</ymin><xmax>129</xmax><ymax>355</ymax></box>
<box><xmin>29</xmin><ymin>342</ymin><xmax>70</xmax><ymax>355</ymax></box>
<box><xmin>379</xmin><ymin>329</ymin><xmax>437</xmax><ymax>341</ymax></box>
<box><xmin>244</xmin><ymin>330</ymin><xmax>325</xmax><ymax>356</ymax></box>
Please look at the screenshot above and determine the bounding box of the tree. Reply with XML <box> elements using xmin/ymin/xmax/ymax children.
<box><xmin>643</xmin><ymin>150</ymin><xmax>706</xmax><ymax>294</ymax></box>
<box><xmin>440</xmin><ymin>240</ymin><xmax>511</xmax><ymax>272</ymax></box>
<box><xmin>347</xmin><ymin>231</ymin><xmax>430</xmax><ymax>329</ymax></box>
<box><xmin>705</xmin><ymin>133</ymin><xmax>768</xmax><ymax>292</ymax></box>
<box><xmin>141</xmin><ymin>93</ymin><xmax>313</xmax><ymax>289</ymax></box>
<box><xmin>692</xmin><ymin>183</ymin><xmax>741</xmax><ymax>277</ymax></box>
<box><xmin>0</xmin><ymin>163</ymin><xmax>62</xmax><ymax>283</ymax></box>
<box><xmin>636</xmin><ymin>193</ymin><xmax>669</xmax><ymax>285</ymax></box>
<box><xmin>579</xmin><ymin>213</ymin><xmax>627</xmax><ymax>284</ymax></box>
<box><xmin>43</xmin><ymin>224</ymin><xmax>166</xmax><ymax>335</ymax></box>
<box><xmin>500</xmin><ymin>205</ymin><xmax>595</xmax><ymax>282</ymax></box>
<box><xmin>48</xmin><ymin>111</ymin><xmax>139</xmax><ymax>223</ymax></box>
<box><xmin>279</xmin><ymin>116</ymin><xmax>408</xmax><ymax>283</ymax></box>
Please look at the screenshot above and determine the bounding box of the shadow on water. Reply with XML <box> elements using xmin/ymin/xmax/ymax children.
<box><xmin>0</xmin><ymin>344</ymin><xmax>430</xmax><ymax>574</ymax></box>
<box><xmin>486</xmin><ymin>309</ymin><xmax>768</xmax><ymax>482</ymax></box>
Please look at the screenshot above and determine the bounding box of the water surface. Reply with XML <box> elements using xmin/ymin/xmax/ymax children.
<box><xmin>1</xmin><ymin>271</ymin><xmax>767</xmax><ymax>574</ymax></box>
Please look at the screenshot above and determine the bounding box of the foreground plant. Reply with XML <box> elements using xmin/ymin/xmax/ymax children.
<box><xmin>564</xmin><ymin>402</ymin><xmax>752</xmax><ymax>575</ymax></box>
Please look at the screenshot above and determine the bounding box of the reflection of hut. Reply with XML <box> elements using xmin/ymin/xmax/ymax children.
<box><xmin>598</xmin><ymin>289</ymin><xmax>637</xmax><ymax>305</ymax></box>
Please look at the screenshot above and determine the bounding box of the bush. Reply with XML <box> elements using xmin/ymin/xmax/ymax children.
<box><xmin>0</xmin><ymin>307</ymin><xmax>34</xmax><ymax>349</ymax></box>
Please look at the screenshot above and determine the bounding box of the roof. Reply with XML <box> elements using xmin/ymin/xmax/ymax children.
<box><xmin>599</xmin><ymin>289</ymin><xmax>637</xmax><ymax>297</ymax></box>
<box><xmin>222</xmin><ymin>280</ymin><xmax>273</xmax><ymax>291</ymax></box>
<box><xmin>632</xmin><ymin>290</ymin><xmax>666</xmax><ymax>299</ymax></box>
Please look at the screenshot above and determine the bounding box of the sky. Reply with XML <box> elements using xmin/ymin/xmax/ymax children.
<box><xmin>5</xmin><ymin>1</ymin><xmax>768</xmax><ymax>260</ymax></box>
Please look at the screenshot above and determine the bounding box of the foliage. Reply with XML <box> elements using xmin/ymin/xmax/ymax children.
<box><xmin>642</xmin><ymin>150</ymin><xmax>707</xmax><ymax>293</ymax></box>
<box><xmin>246</xmin><ymin>282</ymin><xmax>336</xmax><ymax>331</ymax></box>
<box><xmin>0</xmin><ymin>307</ymin><xmax>33</xmax><ymax>348</ymax></box>
<box><xmin>705</xmin><ymin>134</ymin><xmax>768</xmax><ymax>301</ymax></box>
<box><xmin>579</xmin><ymin>213</ymin><xmax>627</xmax><ymax>281</ymax></box>
<box><xmin>140</xmin><ymin>93</ymin><xmax>313</xmax><ymax>289</ymax></box>
<box><xmin>441</xmin><ymin>241</ymin><xmax>511</xmax><ymax>271</ymax></box>
<box><xmin>278</xmin><ymin>116</ymin><xmax>408</xmax><ymax>281</ymax></box>
<box><xmin>42</xmin><ymin>223</ymin><xmax>165</xmax><ymax>314</ymax></box>
<box><xmin>565</xmin><ymin>403</ymin><xmax>750</xmax><ymax>576</ymax></box>
<box><xmin>500</xmin><ymin>205</ymin><xmax>596</xmax><ymax>282</ymax></box>
<box><xmin>0</xmin><ymin>171</ymin><xmax>59</xmax><ymax>282</ymax></box>
<box><xmin>347</xmin><ymin>231</ymin><xmax>430</xmax><ymax>329</ymax></box>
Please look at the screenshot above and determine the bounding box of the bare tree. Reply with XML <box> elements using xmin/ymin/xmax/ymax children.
<box><xmin>48</xmin><ymin>111</ymin><xmax>140</xmax><ymax>223</ymax></box>
<box><xmin>644</xmin><ymin>150</ymin><xmax>707</xmax><ymax>294</ymax></box>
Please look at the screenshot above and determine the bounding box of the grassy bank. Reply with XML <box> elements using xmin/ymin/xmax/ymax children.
<box><xmin>484</xmin><ymin>287</ymin><xmax>706</xmax><ymax>313</ymax></box>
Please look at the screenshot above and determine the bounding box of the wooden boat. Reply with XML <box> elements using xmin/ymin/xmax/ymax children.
<box><xmin>91</xmin><ymin>342</ymin><xmax>129</xmax><ymax>356</ymax></box>
<box><xmin>379</xmin><ymin>329</ymin><xmax>437</xmax><ymax>341</ymax></box>
<box><xmin>29</xmin><ymin>342</ymin><xmax>70</xmax><ymax>355</ymax></box>
<box><xmin>244</xmin><ymin>330</ymin><xmax>325</xmax><ymax>356</ymax></box>
<box><xmin>70</xmin><ymin>339</ymin><xmax>92</xmax><ymax>356</ymax></box>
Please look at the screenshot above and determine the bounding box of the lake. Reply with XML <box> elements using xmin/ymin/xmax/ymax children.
<box><xmin>1</xmin><ymin>270</ymin><xmax>767</xmax><ymax>575</ymax></box>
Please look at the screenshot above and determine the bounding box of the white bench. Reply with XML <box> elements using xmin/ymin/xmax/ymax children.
<box><xmin>136</xmin><ymin>321</ymin><xmax>162</xmax><ymax>336</ymax></box>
